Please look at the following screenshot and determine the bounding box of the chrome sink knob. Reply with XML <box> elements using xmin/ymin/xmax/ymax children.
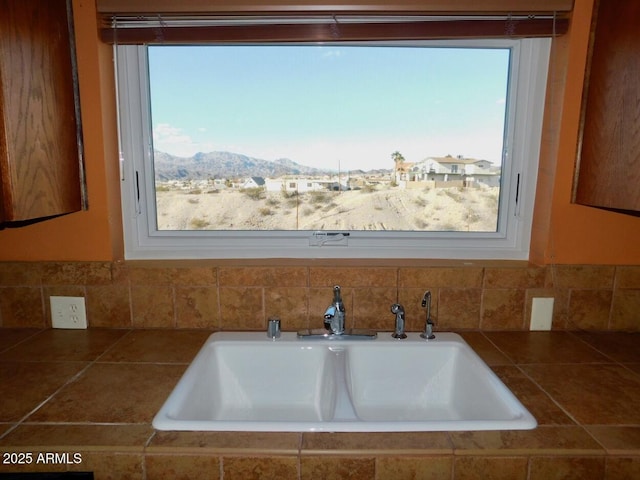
<box><xmin>267</xmin><ymin>317</ymin><xmax>281</xmax><ymax>339</ymax></box>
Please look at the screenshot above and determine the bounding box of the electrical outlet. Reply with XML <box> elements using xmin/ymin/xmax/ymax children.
<box><xmin>530</xmin><ymin>297</ymin><xmax>554</xmax><ymax>331</ymax></box>
<box><xmin>50</xmin><ymin>296</ymin><xmax>87</xmax><ymax>329</ymax></box>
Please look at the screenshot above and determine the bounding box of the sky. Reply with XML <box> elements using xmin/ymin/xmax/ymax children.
<box><xmin>148</xmin><ymin>44</ymin><xmax>510</xmax><ymax>171</ymax></box>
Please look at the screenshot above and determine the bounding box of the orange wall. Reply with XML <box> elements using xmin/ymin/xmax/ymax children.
<box><xmin>0</xmin><ymin>0</ymin><xmax>638</xmax><ymax>264</ymax></box>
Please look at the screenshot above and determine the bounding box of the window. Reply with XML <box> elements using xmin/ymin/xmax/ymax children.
<box><xmin>117</xmin><ymin>38</ymin><xmax>550</xmax><ymax>259</ymax></box>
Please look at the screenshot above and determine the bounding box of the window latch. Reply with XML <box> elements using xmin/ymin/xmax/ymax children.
<box><xmin>309</xmin><ymin>231</ymin><xmax>350</xmax><ymax>246</ymax></box>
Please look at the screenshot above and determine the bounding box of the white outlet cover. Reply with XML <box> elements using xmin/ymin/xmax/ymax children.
<box><xmin>50</xmin><ymin>296</ymin><xmax>88</xmax><ymax>329</ymax></box>
<box><xmin>530</xmin><ymin>297</ymin><xmax>554</xmax><ymax>331</ymax></box>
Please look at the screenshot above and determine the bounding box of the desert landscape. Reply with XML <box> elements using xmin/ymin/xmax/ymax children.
<box><xmin>155</xmin><ymin>183</ymin><xmax>500</xmax><ymax>232</ymax></box>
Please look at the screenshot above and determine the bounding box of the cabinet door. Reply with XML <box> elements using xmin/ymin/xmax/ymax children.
<box><xmin>574</xmin><ymin>0</ymin><xmax>640</xmax><ymax>214</ymax></box>
<box><xmin>0</xmin><ymin>0</ymin><xmax>85</xmax><ymax>224</ymax></box>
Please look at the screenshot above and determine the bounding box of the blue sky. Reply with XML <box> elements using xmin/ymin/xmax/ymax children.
<box><xmin>148</xmin><ymin>45</ymin><xmax>510</xmax><ymax>170</ymax></box>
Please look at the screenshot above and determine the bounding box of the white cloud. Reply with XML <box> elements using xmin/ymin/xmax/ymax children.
<box><xmin>153</xmin><ymin>123</ymin><xmax>214</xmax><ymax>157</ymax></box>
<box><xmin>321</xmin><ymin>49</ymin><xmax>344</xmax><ymax>59</ymax></box>
<box><xmin>154</xmin><ymin>123</ymin><xmax>192</xmax><ymax>148</ymax></box>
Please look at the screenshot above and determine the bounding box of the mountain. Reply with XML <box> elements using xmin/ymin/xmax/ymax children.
<box><xmin>153</xmin><ymin>150</ymin><xmax>338</xmax><ymax>181</ymax></box>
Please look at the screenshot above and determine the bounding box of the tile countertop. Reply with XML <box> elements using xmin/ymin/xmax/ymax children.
<box><xmin>0</xmin><ymin>328</ymin><xmax>640</xmax><ymax>479</ymax></box>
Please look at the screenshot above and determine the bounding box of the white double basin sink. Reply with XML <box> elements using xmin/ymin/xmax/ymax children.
<box><xmin>153</xmin><ymin>332</ymin><xmax>536</xmax><ymax>432</ymax></box>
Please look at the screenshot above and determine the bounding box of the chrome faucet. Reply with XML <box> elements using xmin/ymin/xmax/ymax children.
<box><xmin>420</xmin><ymin>290</ymin><xmax>436</xmax><ymax>340</ymax></box>
<box><xmin>297</xmin><ymin>285</ymin><xmax>376</xmax><ymax>339</ymax></box>
<box><xmin>390</xmin><ymin>303</ymin><xmax>407</xmax><ymax>339</ymax></box>
<box><xmin>324</xmin><ymin>285</ymin><xmax>346</xmax><ymax>335</ymax></box>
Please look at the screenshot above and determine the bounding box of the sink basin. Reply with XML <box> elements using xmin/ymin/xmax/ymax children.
<box><xmin>160</xmin><ymin>338</ymin><xmax>337</xmax><ymax>426</ymax></box>
<box><xmin>153</xmin><ymin>332</ymin><xmax>536</xmax><ymax>432</ymax></box>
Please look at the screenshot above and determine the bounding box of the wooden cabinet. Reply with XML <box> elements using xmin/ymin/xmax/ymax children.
<box><xmin>574</xmin><ymin>0</ymin><xmax>640</xmax><ymax>214</ymax></box>
<box><xmin>0</xmin><ymin>0</ymin><xmax>85</xmax><ymax>225</ymax></box>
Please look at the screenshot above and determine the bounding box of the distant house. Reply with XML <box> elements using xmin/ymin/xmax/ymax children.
<box><xmin>265</xmin><ymin>177</ymin><xmax>331</xmax><ymax>193</ymax></box>
<box><xmin>423</xmin><ymin>156</ymin><xmax>493</xmax><ymax>174</ymax></box>
<box><xmin>404</xmin><ymin>155</ymin><xmax>501</xmax><ymax>188</ymax></box>
<box><xmin>393</xmin><ymin>160</ymin><xmax>416</xmax><ymax>183</ymax></box>
<box><xmin>211</xmin><ymin>178</ymin><xmax>227</xmax><ymax>188</ymax></box>
<box><xmin>242</xmin><ymin>177</ymin><xmax>266</xmax><ymax>189</ymax></box>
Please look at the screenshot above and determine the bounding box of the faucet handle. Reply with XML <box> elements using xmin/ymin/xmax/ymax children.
<box><xmin>324</xmin><ymin>305</ymin><xmax>337</xmax><ymax>319</ymax></box>
<box><xmin>420</xmin><ymin>291</ymin><xmax>436</xmax><ymax>340</ymax></box>
<box><xmin>323</xmin><ymin>305</ymin><xmax>336</xmax><ymax>331</ymax></box>
<box><xmin>267</xmin><ymin>317</ymin><xmax>281</xmax><ymax>339</ymax></box>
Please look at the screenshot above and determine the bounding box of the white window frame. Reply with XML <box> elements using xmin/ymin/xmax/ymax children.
<box><xmin>117</xmin><ymin>38</ymin><xmax>550</xmax><ymax>260</ymax></box>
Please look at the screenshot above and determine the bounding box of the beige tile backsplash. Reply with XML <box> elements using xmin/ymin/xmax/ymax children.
<box><xmin>0</xmin><ymin>261</ymin><xmax>638</xmax><ymax>331</ymax></box>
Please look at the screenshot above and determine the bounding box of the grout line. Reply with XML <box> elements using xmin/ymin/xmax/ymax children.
<box><xmin>92</xmin><ymin>328</ymin><xmax>135</xmax><ymax>363</ymax></box>
<box><xmin>479</xmin><ymin>331</ymin><xmax>598</xmax><ymax>428</ymax></box>
<box><xmin>444</xmin><ymin>431</ymin><xmax>456</xmax><ymax>458</ymax></box>
<box><xmin>573</xmin><ymin>331</ymin><xmax>640</xmax><ymax>382</ymax></box>
<box><xmin>143</xmin><ymin>430</ymin><xmax>157</xmax><ymax>451</ymax></box>
<box><xmin>608</xmin><ymin>266</ymin><xmax>618</xmax><ymax>330</ymax></box>
<box><xmin>1</xmin><ymin>329</ymin><xmax>136</xmax><ymax>439</ymax></box>
<box><xmin>1</xmin><ymin>361</ymin><xmax>96</xmax><ymax>438</ymax></box>
<box><xmin>0</xmin><ymin>422</ymin><xmax>20</xmax><ymax>441</ymax></box>
<box><xmin>215</xmin><ymin>268</ymin><xmax>222</xmax><ymax>331</ymax></box>
<box><xmin>515</xmin><ymin>364</ymin><xmax>584</xmax><ymax>427</ymax></box>
<box><xmin>261</xmin><ymin>286</ymin><xmax>266</xmax><ymax>329</ymax></box>
<box><xmin>127</xmin><ymin>278</ymin><xmax>134</xmax><ymax>328</ymax></box>
<box><xmin>95</xmin><ymin>360</ymin><xmax>191</xmax><ymax>366</ymax></box>
<box><xmin>478</xmin><ymin>285</ymin><xmax>485</xmax><ymax>330</ymax></box>
<box><xmin>39</xmin><ymin>286</ymin><xmax>47</xmax><ymax>328</ymax></box>
<box><xmin>565</xmin><ymin>331</ymin><xmax>625</xmax><ymax>366</ymax></box>
<box><xmin>172</xmin><ymin>285</ymin><xmax>178</xmax><ymax>328</ymax></box>
<box><xmin>395</xmin><ymin>267</ymin><xmax>400</xmax><ymax>303</ymax></box>
<box><xmin>0</xmin><ymin>328</ymin><xmax>47</xmax><ymax>355</ymax></box>
<box><xmin>619</xmin><ymin>363</ymin><xmax>640</xmax><ymax>384</ymax></box>
<box><xmin>477</xmin><ymin>331</ymin><xmax>516</xmax><ymax>366</ymax></box>
<box><xmin>578</xmin><ymin>426</ymin><xmax>611</xmax><ymax>456</ymax></box>
<box><xmin>141</xmin><ymin>453</ymin><xmax>147</xmax><ymax>480</ymax></box>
